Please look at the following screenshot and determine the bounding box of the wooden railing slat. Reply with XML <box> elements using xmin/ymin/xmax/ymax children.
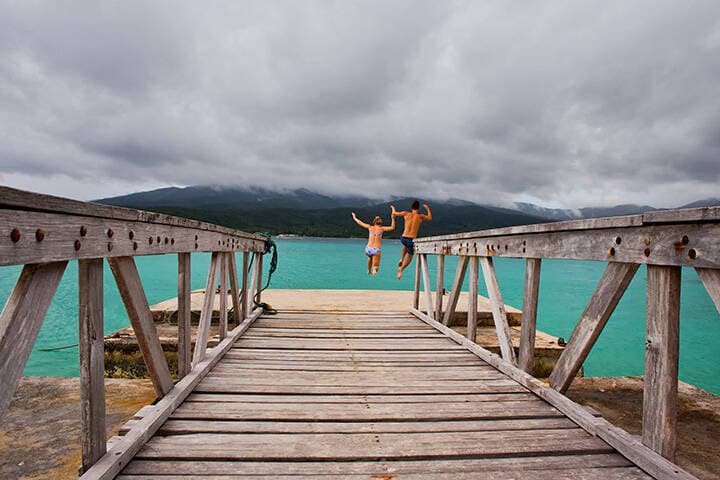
<box><xmin>518</xmin><ymin>258</ymin><xmax>541</xmax><ymax>373</ymax></box>
<box><xmin>193</xmin><ymin>252</ymin><xmax>220</xmax><ymax>367</ymax></box>
<box><xmin>549</xmin><ymin>262</ymin><xmax>639</xmax><ymax>393</ymax></box>
<box><xmin>467</xmin><ymin>257</ymin><xmax>479</xmax><ymax>342</ymax></box>
<box><xmin>0</xmin><ymin>261</ymin><xmax>68</xmax><ymax>417</ymax></box>
<box><xmin>434</xmin><ymin>254</ymin><xmax>445</xmax><ymax>321</ymax></box>
<box><xmin>78</xmin><ymin>258</ymin><xmax>106</xmax><ymax>472</ymax></box>
<box><xmin>420</xmin><ymin>254</ymin><xmax>434</xmax><ymax>316</ymax></box>
<box><xmin>241</xmin><ymin>252</ymin><xmax>250</xmax><ymax>321</ymax></box>
<box><xmin>643</xmin><ymin>265</ymin><xmax>681</xmax><ymax>461</ymax></box>
<box><xmin>219</xmin><ymin>253</ymin><xmax>228</xmax><ymax>340</ymax></box>
<box><xmin>696</xmin><ymin>267</ymin><xmax>720</xmax><ymax>313</ymax></box>
<box><xmin>480</xmin><ymin>256</ymin><xmax>516</xmax><ymax>365</ymax></box>
<box><xmin>109</xmin><ymin>257</ymin><xmax>173</xmax><ymax>397</ymax></box>
<box><xmin>442</xmin><ymin>256</ymin><xmax>469</xmax><ymax>326</ymax></box>
<box><xmin>228</xmin><ymin>253</ymin><xmax>242</xmax><ymax>325</ymax></box>
<box><xmin>177</xmin><ymin>253</ymin><xmax>192</xmax><ymax>379</ymax></box>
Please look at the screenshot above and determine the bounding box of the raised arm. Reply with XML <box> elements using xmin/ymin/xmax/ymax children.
<box><xmin>383</xmin><ymin>206</ymin><xmax>396</xmax><ymax>231</ymax></box>
<box><xmin>422</xmin><ymin>204</ymin><xmax>432</xmax><ymax>220</ymax></box>
<box><xmin>351</xmin><ymin>212</ymin><xmax>370</xmax><ymax>229</ymax></box>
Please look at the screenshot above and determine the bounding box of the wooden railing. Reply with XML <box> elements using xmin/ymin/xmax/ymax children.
<box><xmin>0</xmin><ymin>186</ymin><xmax>269</xmax><ymax>477</ymax></box>
<box><xmin>409</xmin><ymin>207</ymin><xmax>719</xmax><ymax>478</ymax></box>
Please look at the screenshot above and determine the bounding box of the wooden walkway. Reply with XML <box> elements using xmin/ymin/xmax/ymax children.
<box><xmin>117</xmin><ymin>310</ymin><xmax>650</xmax><ymax>479</ymax></box>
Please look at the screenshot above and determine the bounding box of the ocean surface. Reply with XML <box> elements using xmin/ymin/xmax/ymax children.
<box><xmin>3</xmin><ymin>237</ymin><xmax>718</xmax><ymax>394</ymax></box>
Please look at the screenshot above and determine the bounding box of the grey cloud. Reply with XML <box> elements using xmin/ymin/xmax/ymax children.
<box><xmin>0</xmin><ymin>1</ymin><xmax>718</xmax><ymax>207</ymax></box>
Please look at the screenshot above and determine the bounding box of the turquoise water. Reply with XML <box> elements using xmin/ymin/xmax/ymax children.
<box><xmin>3</xmin><ymin>237</ymin><xmax>718</xmax><ymax>394</ymax></box>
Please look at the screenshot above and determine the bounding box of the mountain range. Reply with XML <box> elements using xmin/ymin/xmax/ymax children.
<box><xmin>95</xmin><ymin>186</ymin><xmax>719</xmax><ymax>237</ymax></box>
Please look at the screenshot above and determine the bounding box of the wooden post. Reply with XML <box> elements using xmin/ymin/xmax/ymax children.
<box><xmin>78</xmin><ymin>258</ymin><xmax>106</xmax><ymax>472</ymax></box>
<box><xmin>412</xmin><ymin>257</ymin><xmax>421</xmax><ymax>310</ymax></box>
<box><xmin>480</xmin><ymin>256</ymin><xmax>517</xmax><ymax>366</ymax></box>
<box><xmin>420</xmin><ymin>254</ymin><xmax>434</xmax><ymax>316</ymax></box>
<box><xmin>241</xmin><ymin>252</ymin><xmax>249</xmax><ymax>320</ymax></box>
<box><xmin>0</xmin><ymin>261</ymin><xmax>68</xmax><ymax>417</ymax></box>
<box><xmin>643</xmin><ymin>265</ymin><xmax>681</xmax><ymax>461</ymax></box>
<box><xmin>519</xmin><ymin>258</ymin><xmax>541</xmax><ymax>373</ymax></box>
<box><xmin>218</xmin><ymin>253</ymin><xmax>228</xmax><ymax>340</ymax></box>
<box><xmin>247</xmin><ymin>253</ymin><xmax>259</xmax><ymax>311</ymax></box>
<box><xmin>434</xmin><ymin>254</ymin><xmax>445</xmax><ymax>321</ymax></box>
<box><xmin>467</xmin><ymin>257</ymin><xmax>479</xmax><ymax>342</ymax></box>
<box><xmin>109</xmin><ymin>257</ymin><xmax>174</xmax><ymax>397</ymax></box>
<box><xmin>696</xmin><ymin>267</ymin><xmax>720</xmax><ymax>313</ymax></box>
<box><xmin>192</xmin><ymin>252</ymin><xmax>220</xmax><ymax>367</ymax></box>
<box><xmin>442</xmin><ymin>256</ymin><xmax>469</xmax><ymax>326</ymax></box>
<box><xmin>177</xmin><ymin>253</ymin><xmax>191</xmax><ymax>379</ymax></box>
<box><xmin>255</xmin><ymin>253</ymin><xmax>264</xmax><ymax>304</ymax></box>
<box><xmin>228</xmin><ymin>253</ymin><xmax>242</xmax><ymax>326</ymax></box>
<box><xmin>549</xmin><ymin>262</ymin><xmax>639</xmax><ymax>393</ymax></box>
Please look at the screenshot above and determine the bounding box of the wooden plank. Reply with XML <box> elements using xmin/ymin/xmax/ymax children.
<box><xmin>218</xmin><ymin>360</ymin><xmax>486</xmax><ymax>369</ymax></box>
<box><xmin>121</xmin><ymin>454</ymin><xmax>636</xmax><ymax>476</ymax></box>
<box><xmin>413</xmin><ymin>254</ymin><xmax>421</xmax><ymax>309</ymax></box>
<box><xmin>78</xmin><ymin>258</ymin><xmax>106</xmax><ymax>472</ymax></box>
<box><xmin>196</xmin><ymin>378</ymin><xmax>527</xmax><ymax>395</ymax></box>
<box><xmin>519</xmin><ymin>258</ymin><xmax>541</xmax><ymax>373</ymax></box>
<box><xmin>247</xmin><ymin>253</ymin><xmax>259</xmax><ymax>312</ymax></box>
<box><xmin>192</xmin><ymin>252</ymin><xmax>219</xmax><ymax>367</ymax></box>
<box><xmin>413</xmin><ymin>223</ymin><xmax>720</xmax><ymax>269</ymax></box>
<box><xmin>549</xmin><ymin>262</ymin><xmax>639</xmax><ymax>393</ymax></box>
<box><xmin>218</xmin><ymin>253</ymin><xmax>228</xmax><ymax>340</ymax></box>
<box><xmin>184</xmin><ymin>392</ymin><xmax>533</xmax><ymax>404</ymax></box>
<box><xmin>177</xmin><ymin>253</ymin><xmax>191</xmax><ymax>379</ymax></box>
<box><xmin>232</xmin><ymin>338</ymin><xmax>465</xmax><ymax>350</ymax></box>
<box><xmin>0</xmin><ymin>209</ymin><xmax>265</xmax><ymax>267</ymax></box>
<box><xmin>79</xmin><ymin>307</ymin><xmax>264</xmax><ymax>480</ymax></box>
<box><xmin>157</xmin><ymin>417</ymin><xmax>576</xmax><ymax>435</ymax></box>
<box><xmin>206</xmin><ymin>369</ymin><xmax>510</xmax><ymax>383</ymax></box>
<box><xmin>0</xmin><ymin>185</ymin><xmax>268</xmax><ymax>239</ymax></box>
<box><xmin>442</xmin><ymin>255</ymin><xmax>469</xmax><ymax>326</ymax></box>
<box><xmin>170</xmin><ymin>399</ymin><xmax>560</xmax><ymax>421</ymax></box>
<box><xmin>256</xmin><ymin>253</ymin><xmax>264</xmax><ymax>304</ymax></box>
<box><xmin>467</xmin><ymin>256</ymin><xmax>478</xmax><ymax>342</ymax></box>
<box><xmin>420</xmin><ymin>254</ymin><xmax>434</xmax><ymax>315</ymax></box>
<box><xmin>134</xmin><ymin>429</ymin><xmax>612</xmax><ymax>460</ymax></box>
<box><xmin>480</xmin><ymin>256</ymin><xmax>516</xmax><ymax>365</ymax></box>
<box><xmin>696</xmin><ymin>267</ymin><xmax>720</xmax><ymax>313</ymax></box>
<box><xmin>109</xmin><ymin>257</ymin><xmax>174</xmax><ymax>397</ymax></box>
<box><xmin>0</xmin><ymin>262</ymin><xmax>67</xmax><ymax>417</ymax></box>
<box><xmin>227</xmin><ymin>253</ymin><xmax>241</xmax><ymax>325</ymax></box>
<box><xmin>643</xmin><ymin>265</ymin><xmax>681</xmax><ymax>461</ymax></box>
<box><xmin>410</xmin><ymin>308</ymin><xmax>697</xmax><ymax>480</ymax></box>
<box><xmin>642</xmin><ymin>205</ymin><xmax>720</xmax><ymax>224</ymax></box>
<box><xmin>435</xmin><ymin>254</ymin><xmax>445</xmax><ymax>321</ymax></box>
<box><xmin>241</xmin><ymin>252</ymin><xmax>249</xmax><ymax>321</ymax></box>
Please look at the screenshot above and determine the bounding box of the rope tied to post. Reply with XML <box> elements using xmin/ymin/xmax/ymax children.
<box><xmin>252</xmin><ymin>232</ymin><xmax>278</xmax><ymax>314</ymax></box>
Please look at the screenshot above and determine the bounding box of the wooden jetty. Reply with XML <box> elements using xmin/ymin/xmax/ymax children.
<box><xmin>1</xmin><ymin>186</ymin><xmax>719</xmax><ymax>479</ymax></box>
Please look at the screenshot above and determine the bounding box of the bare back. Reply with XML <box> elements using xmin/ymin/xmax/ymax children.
<box><xmin>401</xmin><ymin>210</ymin><xmax>429</xmax><ymax>238</ymax></box>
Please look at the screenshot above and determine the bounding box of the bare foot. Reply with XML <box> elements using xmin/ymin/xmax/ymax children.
<box><xmin>398</xmin><ymin>259</ymin><xmax>403</xmax><ymax>267</ymax></box>
<box><xmin>372</xmin><ymin>268</ymin><xmax>378</xmax><ymax>276</ymax></box>
<box><xmin>397</xmin><ymin>267</ymin><xmax>403</xmax><ymax>280</ymax></box>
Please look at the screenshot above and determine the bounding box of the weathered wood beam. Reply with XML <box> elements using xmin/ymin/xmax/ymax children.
<box><xmin>410</xmin><ymin>308</ymin><xmax>697</xmax><ymax>480</ymax></box>
<box><xmin>467</xmin><ymin>257</ymin><xmax>479</xmax><ymax>342</ymax></box>
<box><xmin>0</xmin><ymin>261</ymin><xmax>67</xmax><ymax>417</ymax></box>
<box><xmin>643</xmin><ymin>265</ymin><xmax>681</xmax><ymax>461</ymax></box>
<box><xmin>218</xmin><ymin>253</ymin><xmax>228</xmax><ymax>340</ymax></box>
<box><xmin>241</xmin><ymin>252</ymin><xmax>249</xmax><ymax>321</ymax></box>
<box><xmin>480</xmin><ymin>256</ymin><xmax>516</xmax><ymax>365</ymax></box>
<box><xmin>420</xmin><ymin>254</ymin><xmax>434</xmax><ymax>316</ymax></box>
<box><xmin>176</xmin><ymin>253</ymin><xmax>191</xmax><ymax>379</ymax></box>
<box><xmin>109</xmin><ymin>257</ymin><xmax>173</xmax><ymax>398</ymax></box>
<box><xmin>519</xmin><ymin>258</ymin><xmax>541</xmax><ymax>373</ymax></box>
<box><xmin>414</xmin><ymin>223</ymin><xmax>720</xmax><ymax>268</ymax></box>
<box><xmin>247</xmin><ymin>253</ymin><xmax>259</xmax><ymax>312</ymax></box>
<box><xmin>80</xmin><ymin>307</ymin><xmax>265</xmax><ymax>480</ymax></box>
<box><xmin>549</xmin><ymin>262</ymin><xmax>639</xmax><ymax>393</ymax></box>
<box><xmin>0</xmin><ymin>209</ymin><xmax>266</xmax><ymax>267</ymax></box>
<box><xmin>695</xmin><ymin>267</ymin><xmax>720</xmax><ymax>313</ymax></box>
<box><xmin>256</xmin><ymin>253</ymin><xmax>264</xmax><ymax>304</ymax></box>
<box><xmin>442</xmin><ymin>256</ymin><xmax>469</xmax><ymax>326</ymax></box>
<box><xmin>434</xmin><ymin>254</ymin><xmax>445</xmax><ymax>321</ymax></box>
<box><xmin>228</xmin><ymin>253</ymin><xmax>241</xmax><ymax>326</ymax></box>
<box><xmin>78</xmin><ymin>259</ymin><xmax>106</xmax><ymax>473</ymax></box>
<box><xmin>412</xmin><ymin>257</ymin><xmax>421</xmax><ymax>310</ymax></box>
<box><xmin>192</xmin><ymin>252</ymin><xmax>220</xmax><ymax>367</ymax></box>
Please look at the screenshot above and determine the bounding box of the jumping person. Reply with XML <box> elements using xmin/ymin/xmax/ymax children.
<box><xmin>352</xmin><ymin>206</ymin><xmax>396</xmax><ymax>276</ymax></box>
<box><xmin>393</xmin><ymin>200</ymin><xmax>432</xmax><ymax>280</ymax></box>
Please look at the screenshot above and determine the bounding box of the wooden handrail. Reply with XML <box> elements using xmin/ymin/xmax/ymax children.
<box><xmin>0</xmin><ymin>186</ymin><xmax>269</xmax><ymax>475</ymax></box>
<box><xmin>410</xmin><ymin>206</ymin><xmax>720</xmax><ymax>466</ymax></box>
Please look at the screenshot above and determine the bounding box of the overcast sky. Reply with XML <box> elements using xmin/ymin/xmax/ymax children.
<box><xmin>0</xmin><ymin>1</ymin><xmax>718</xmax><ymax>208</ymax></box>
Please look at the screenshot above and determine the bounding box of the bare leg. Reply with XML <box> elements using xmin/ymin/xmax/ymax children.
<box><xmin>397</xmin><ymin>254</ymin><xmax>413</xmax><ymax>280</ymax></box>
<box><xmin>367</xmin><ymin>255</ymin><xmax>372</xmax><ymax>275</ymax></box>
<box><xmin>372</xmin><ymin>253</ymin><xmax>381</xmax><ymax>276</ymax></box>
<box><xmin>398</xmin><ymin>246</ymin><xmax>407</xmax><ymax>267</ymax></box>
